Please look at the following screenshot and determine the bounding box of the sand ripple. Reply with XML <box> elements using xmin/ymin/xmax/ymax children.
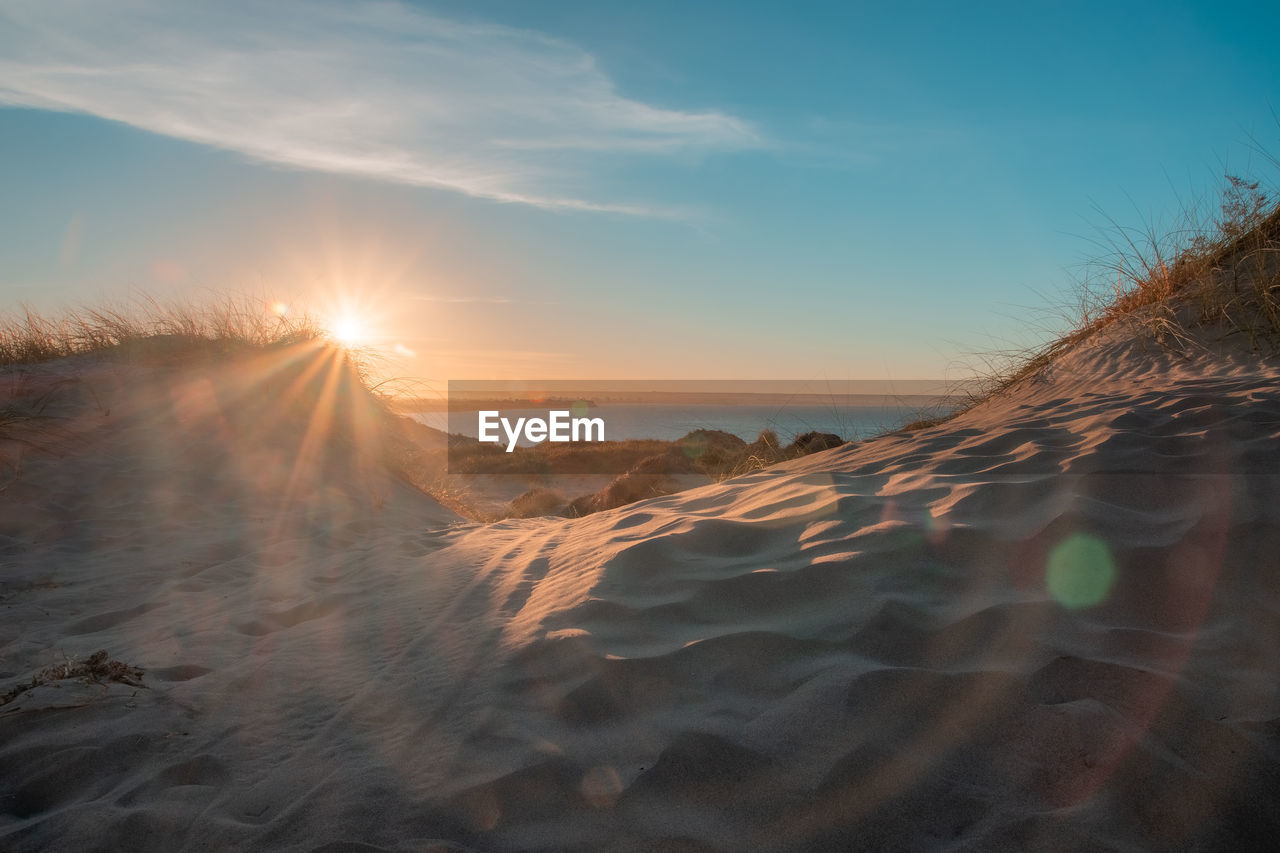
<box><xmin>4</xmin><ymin>349</ymin><xmax>1280</xmax><ymax>849</ymax></box>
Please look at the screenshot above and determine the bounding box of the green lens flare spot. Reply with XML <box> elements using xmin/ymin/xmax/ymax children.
<box><xmin>1046</xmin><ymin>533</ymin><xmax>1116</xmax><ymax>609</ymax></box>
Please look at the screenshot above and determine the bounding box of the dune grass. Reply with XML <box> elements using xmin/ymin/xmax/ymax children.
<box><xmin>0</xmin><ymin>296</ymin><xmax>410</xmax><ymax>496</ymax></box>
<box><xmin>0</xmin><ymin>295</ymin><xmax>326</xmax><ymax>366</ymax></box>
<box><xmin>899</xmin><ymin>166</ymin><xmax>1280</xmax><ymax>433</ymax></box>
<box><xmin>1072</xmin><ymin>170</ymin><xmax>1280</xmax><ymax>352</ymax></box>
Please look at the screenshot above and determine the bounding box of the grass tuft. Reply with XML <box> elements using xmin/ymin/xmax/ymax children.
<box><xmin>1077</xmin><ymin>171</ymin><xmax>1280</xmax><ymax>350</ymax></box>
<box><xmin>0</xmin><ymin>295</ymin><xmax>326</xmax><ymax>367</ymax></box>
<box><xmin>909</xmin><ymin>163</ymin><xmax>1280</xmax><ymax>432</ymax></box>
<box><xmin>1</xmin><ymin>650</ymin><xmax>145</xmax><ymax>707</ymax></box>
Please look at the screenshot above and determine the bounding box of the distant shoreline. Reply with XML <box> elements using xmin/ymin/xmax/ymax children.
<box><xmin>399</xmin><ymin>397</ymin><xmax>600</xmax><ymax>413</ymax></box>
<box><xmin>398</xmin><ymin>392</ymin><xmax>952</xmax><ymax>412</ymax></box>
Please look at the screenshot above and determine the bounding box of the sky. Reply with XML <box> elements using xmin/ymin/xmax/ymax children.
<box><xmin>1</xmin><ymin>0</ymin><xmax>1278</xmax><ymax>383</ymax></box>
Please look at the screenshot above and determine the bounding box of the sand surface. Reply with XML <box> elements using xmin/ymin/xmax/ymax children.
<box><xmin>3</xmin><ymin>329</ymin><xmax>1280</xmax><ymax>851</ymax></box>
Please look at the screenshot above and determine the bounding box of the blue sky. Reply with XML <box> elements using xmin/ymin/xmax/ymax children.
<box><xmin>1</xmin><ymin>0</ymin><xmax>1277</xmax><ymax>381</ymax></box>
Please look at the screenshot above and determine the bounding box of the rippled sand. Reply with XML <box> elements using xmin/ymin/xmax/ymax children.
<box><xmin>3</xmin><ymin>327</ymin><xmax>1279</xmax><ymax>850</ymax></box>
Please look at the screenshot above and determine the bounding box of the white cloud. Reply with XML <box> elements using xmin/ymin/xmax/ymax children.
<box><xmin>0</xmin><ymin>0</ymin><xmax>759</xmax><ymax>213</ymax></box>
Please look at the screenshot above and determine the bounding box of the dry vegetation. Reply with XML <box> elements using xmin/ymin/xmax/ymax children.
<box><xmin>0</xmin><ymin>297</ymin><xmax>409</xmax><ymax>499</ymax></box>
<box><xmin>1</xmin><ymin>650</ymin><xmax>144</xmax><ymax>708</ymax></box>
<box><xmin>900</xmin><ymin>167</ymin><xmax>1280</xmax><ymax>432</ymax></box>
<box><xmin>0</xmin><ymin>296</ymin><xmax>325</xmax><ymax>366</ymax></box>
<box><xmin>1080</xmin><ymin>174</ymin><xmax>1280</xmax><ymax>350</ymax></box>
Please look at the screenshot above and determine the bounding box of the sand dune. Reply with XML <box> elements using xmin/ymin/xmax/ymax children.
<box><xmin>3</xmin><ymin>319</ymin><xmax>1280</xmax><ymax>851</ymax></box>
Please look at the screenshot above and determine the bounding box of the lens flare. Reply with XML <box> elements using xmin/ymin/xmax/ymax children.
<box><xmin>1046</xmin><ymin>533</ymin><xmax>1117</xmax><ymax>609</ymax></box>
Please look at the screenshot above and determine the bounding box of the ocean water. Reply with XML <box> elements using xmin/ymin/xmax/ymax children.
<box><xmin>412</xmin><ymin>403</ymin><xmax>937</xmax><ymax>444</ymax></box>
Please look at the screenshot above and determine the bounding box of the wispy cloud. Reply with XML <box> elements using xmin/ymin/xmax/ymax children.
<box><xmin>0</xmin><ymin>0</ymin><xmax>759</xmax><ymax>213</ymax></box>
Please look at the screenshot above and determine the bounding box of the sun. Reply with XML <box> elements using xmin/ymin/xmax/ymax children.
<box><xmin>320</xmin><ymin>293</ymin><xmax>383</xmax><ymax>349</ymax></box>
<box><xmin>331</xmin><ymin>314</ymin><xmax>366</xmax><ymax>346</ymax></box>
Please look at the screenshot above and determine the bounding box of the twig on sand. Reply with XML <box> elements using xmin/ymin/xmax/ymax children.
<box><xmin>0</xmin><ymin>650</ymin><xmax>146</xmax><ymax>707</ymax></box>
